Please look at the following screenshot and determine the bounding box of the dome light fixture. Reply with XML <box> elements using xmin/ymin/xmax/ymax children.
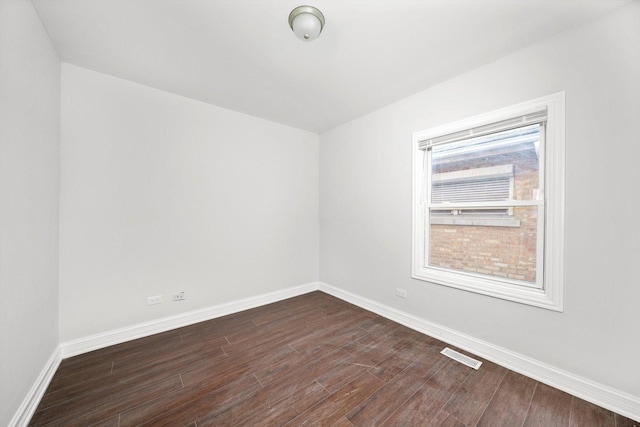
<box><xmin>288</xmin><ymin>5</ymin><xmax>325</xmax><ymax>42</ymax></box>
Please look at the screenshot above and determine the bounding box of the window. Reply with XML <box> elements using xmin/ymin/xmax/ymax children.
<box><xmin>412</xmin><ymin>93</ymin><xmax>565</xmax><ymax>311</ymax></box>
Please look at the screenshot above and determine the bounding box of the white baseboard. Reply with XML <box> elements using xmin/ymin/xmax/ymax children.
<box><xmin>8</xmin><ymin>345</ymin><xmax>62</xmax><ymax>427</ymax></box>
<box><xmin>61</xmin><ymin>282</ymin><xmax>319</xmax><ymax>358</ymax></box>
<box><xmin>318</xmin><ymin>282</ymin><xmax>640</xmax><ymax>422</ymax></box>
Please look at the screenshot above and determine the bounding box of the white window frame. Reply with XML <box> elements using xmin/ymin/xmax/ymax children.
<box><xmin>411</xmin><ymin>92</ymin><xmax>565</xmax><ymax>311</ymax></box>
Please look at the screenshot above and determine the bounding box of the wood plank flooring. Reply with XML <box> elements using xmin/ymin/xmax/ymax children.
<box><xmin>30</xmin><ymin>292</ymin><xmax>638</xmax><ymax>426</ymax></box>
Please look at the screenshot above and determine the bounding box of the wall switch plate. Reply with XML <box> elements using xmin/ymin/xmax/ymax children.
<box><xmin>396</xmin><ymin>288</ymin><xmax>407</xmax><ymax>298</ymax></box>
<box><xmin>147</xmin><ymin>295</ymin><xmax>162</xmax><ymax>305</ymax></box>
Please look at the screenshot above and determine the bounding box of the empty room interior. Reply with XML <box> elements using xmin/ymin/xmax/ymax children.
<box><xmin>2</xmin><ymin>0</ymin><xmax>640</xmax><ymax>425</ymax></box>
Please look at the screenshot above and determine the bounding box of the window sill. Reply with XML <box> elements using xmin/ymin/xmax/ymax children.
<box><xmin>411</xmin><ymin>267</ymin><xmax>562</xmax><ymax>312</ymax></box>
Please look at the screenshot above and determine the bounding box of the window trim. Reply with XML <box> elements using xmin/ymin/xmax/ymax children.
<box><xmin>411</xmin><ymin>92</ymin><xmax>565</xmax><ymax>311</ymax></box>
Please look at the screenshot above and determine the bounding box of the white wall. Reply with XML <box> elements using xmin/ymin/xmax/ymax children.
<box><xmin>0</xmin><ymin>0</ymin><xmax>61</xmax><ymax>425</ymax></box>
<box><xmin>320</xmin><ymin>1</ymin><xmax>640</xmax><ymax>399</ymax></box>
<box><xmin>59</xmin><ymin>64</ymin><xmax>319</xmax><ymax>341</ymax></box>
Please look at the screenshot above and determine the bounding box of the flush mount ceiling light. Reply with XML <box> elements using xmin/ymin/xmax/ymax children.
<box><xmin>288</xmin><ymin>5</ymin><xmax>325</xmax><ymax>41</ymax></box>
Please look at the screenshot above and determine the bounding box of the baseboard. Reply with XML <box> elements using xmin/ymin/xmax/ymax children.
<box><xmin>318</xmin><ymin>282</ymin><xmax>640</xmax><ymax>422</ymax></box>
<box><xmin>8</xmin><ymin>345</ymin><xmax>62</xmax><ymax>427</ymax></box>
<box><xmin>61</xmin><ymin>282</ymin><xmax>319</xmax><ymax>358</ymax></box>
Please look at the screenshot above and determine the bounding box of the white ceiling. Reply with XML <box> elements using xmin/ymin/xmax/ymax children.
<box><xmin>32</xmin><ymin>0</ymin><xmax>630</xmax><ymax>133</ymax></box>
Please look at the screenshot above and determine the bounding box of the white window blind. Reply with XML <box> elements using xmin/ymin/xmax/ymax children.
<box><xmin>418</xmin><ymin>108</ymin><xmax>547</xmax><ymax>150</ymax></box>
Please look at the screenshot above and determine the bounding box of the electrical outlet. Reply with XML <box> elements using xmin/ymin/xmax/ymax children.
<box><xmin>147</xmin><ymin>295</ymin><xmax>162</xmax><ymax>305</ymax></box>
<box><xmin>396</xmin><ymin>288</ymin><xmax>407</xmax><ymax>299</ymax></box>
<box><xmin>172</xmin><ymin>292</ymin><xmax>186</xmax><ymax>302</ymax></box>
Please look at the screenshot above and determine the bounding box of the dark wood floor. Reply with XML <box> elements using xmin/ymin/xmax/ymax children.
<box><xmin>30</xmin><ymin>291</ymin><xmax>637</xmax><ymax>426</ymax></box>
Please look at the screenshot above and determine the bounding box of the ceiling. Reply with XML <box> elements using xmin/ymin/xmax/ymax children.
<box><xmin>32</xmin><ymin>0</ymin><xmax>630</xmax><ymax>134</ymax></box>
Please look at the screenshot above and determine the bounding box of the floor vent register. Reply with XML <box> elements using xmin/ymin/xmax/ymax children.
<box><xmin>441</xmin><ymin>347</ymin><xmax>483</xmax><ymax>370</ymax></box>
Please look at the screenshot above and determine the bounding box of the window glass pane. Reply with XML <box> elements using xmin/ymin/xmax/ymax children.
<box><xmin>428</xmin><ymin>205</ymin><xmax>539</xmax><ymax>284</ymax></box>
<box><xmin>431</xmin><ymin>124</ymin><xmax>540</xmax><ymax>204</ymax></box>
